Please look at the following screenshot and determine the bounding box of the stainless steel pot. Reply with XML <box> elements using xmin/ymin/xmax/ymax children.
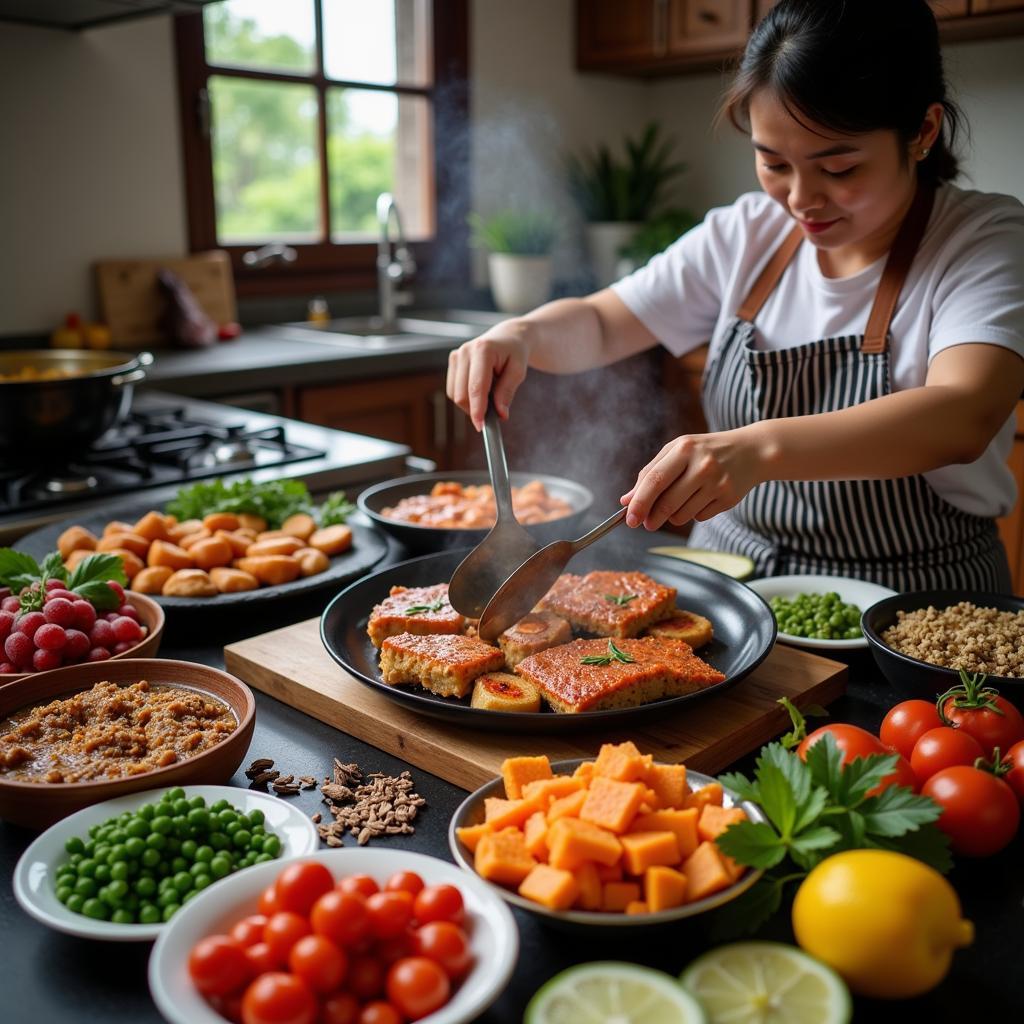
<box><xmin>0</xmin><ymin>349</ymin><xmax>153</xmax><ymax>461</ymax></box>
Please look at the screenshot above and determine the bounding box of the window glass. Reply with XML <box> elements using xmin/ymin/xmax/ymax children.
<box><xmin>204</xmin><ymin>0</ymin><xmax>316</xmax><ymax>75</ymax></box>
<box><xmin>209</xmin><ymin>76</ymin><xmax>321</xmax><ymax>244</ymax></box>
<box><xmin>322</xmin><ymin>0</ymin><xmax>432</xmax><ymax>87</ymax></box>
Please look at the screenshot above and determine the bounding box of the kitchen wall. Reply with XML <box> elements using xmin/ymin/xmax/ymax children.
<box><xmin>1</xmin><ymin>4</ymin><xmax>1023</xmax><ymax>335</ymax></box>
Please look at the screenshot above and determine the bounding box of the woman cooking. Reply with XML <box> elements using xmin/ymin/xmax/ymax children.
<box><xmin>447</xmin><ymin>0</ymin><xmax>1024</xmax><ymax>592</ymax></box>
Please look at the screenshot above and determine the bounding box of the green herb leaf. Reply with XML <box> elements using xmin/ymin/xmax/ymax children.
<box><xmin>859</xmin><ymin>786</ymin><xmax>943</xmax><ymax>837</ymax></box>
<box><xmin>165</xmin><ymin>478</ymin><xmax>315</xmax><ymax>530</ymax></box>
<box><xmin>0</xmin><ymin>549</ymin><xmax>41</xmax><ymax>588</ymax></box>
<box><xmin>72</xmin><ymin>580</ymin><xmax>120</xmax><ymax>610</ymax></box>
<box><xmin>40</xmin><ymin>551</ymin><xmax>68</xmax><ymax>583</ymax></box>
<box><xmin>67</xmin><ymin>553</ymin><xmax>127</xmax><ymax>591</ymax></box>
<box><xmin>608</xmin><ymin>640</ymin><xmax>635</xmax><ymax>664</ymax></box>
<box><xmin>579</xmin><ymin>655</ymin><xmax>613</xmax><ymax>666</ymax></box>
<box><xmin>717</xmin><ymin>771</ymin><xmax>760</xmax><ymax>806</ymax></box>
<box><xmin>603</xmin><ymin>593</ymin><xmax>637</xmax><ymax>607</ymax></box>
<box><xmin>788</xmin><ymin>825</ymin><xmax>841</xmax><ymax>868</ymax></box>
<box><xmin>403</xmin><ymin>598</ymin><xmax>446</xmax><ymax>615</ymax></box>
<box><xmin>715</xmin><ymin>821</ymin><xmax>789</xmax><ymax>870</ymax></box>
<box><xmin>317</xmin><ymin>491</ymin><xmax>355</xmax><ymax>527</ymax></box>
<box><xmin>865</xmin><ymin>823</ymin><xmax>953</xmax><ymax>875</ymax></box>
<box><xmin>836</xmin><ymin>751</ymin><xmax>899</xmax><ymax>806</ymax></box>
<box><xmin>804</xmin><ymin>733</ymin><xmax>846</xmax><ymax>798</ymax></box>
<box><xmin>754</xmin><ymin>762</ymin><xmax>799</xmax><ymax>838</ymax></box>
<box><xmin>760</xmin><ymin>742</ymin><xmax>812</xmax><ymax>809</ymax></box>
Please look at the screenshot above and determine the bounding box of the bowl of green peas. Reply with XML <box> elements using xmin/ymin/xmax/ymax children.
<box><xmin>13</xmin><ymin>785</ymin><xmax>319</xmax><ymax>941</ymax></box>
<box><xmin>745</xmin><ymin>574</ymin><xmax>898</xmax><ymax>651</ymax></box>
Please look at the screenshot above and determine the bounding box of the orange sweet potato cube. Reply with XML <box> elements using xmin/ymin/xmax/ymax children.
<box><xmin>523</xmin><ymin>811</ymin><xmax>550</xmax><ymax>862</ymax></box>
<box><xmin>547</xmin><ymin>817</ymin><xmax>623</xmax><ymax>870</ymax></box>
<box><xmin>455</xmin><ymin>822</ymin><xmax>491</xmax><ymax>854</ymax></box>
<box><xmin>619</xmin><ymin>830</ymin><xmax>681</xmax><ymax>875</ymax></box>
<box><xmin>484</xmin><ymin>795</ymin><xmax>542</xmax><ymax>831</ymax></box>
<box><xmin>474</xmin><ymin>827</ymin><xmax>536</xmax><ymax>886</ymax></box>
<box><xmin>518</xmin><ymin>864</ymin><xmax>579</xmax><ymax>911</ymax></box>
<box><xmin>546</xmin><ymin>788</ymin><xmax>588</xmax><ymax>823</ymax></box>
<box><xmin>630</xmin><ymin>808</ymin><xmax>699</xmax><ymax>861</ymax></box>
<box><xmin>573</xmin><ymin>761</ymin><xmax>596</xmax><ymax>783</ymax></box>
<box><xmin>697</xmin><ymin>804</ymin><xmax>747</xmax><ymax>843</ymax></box>
<box><xmin>625</xmin><ymin>900</ymin><xmax>649</xmax><ymax>915</ymax></box>
<box><xmin>501</xmin><ymin>755</ymin><xmax>553</xmax><ymax>799</ymax></box>
<box><xmin>602</xmin><ymin>881</ymin><xmax>642</xmax><ymax>912</ymax></box>
<box><xmin>574</xmin><ymin>861</ymin><xmax>603</xmax><ymax>911</ymax></box>
<box><xmin>644</xmin><ymin>865</ymin><xmax>688</xmax><ymax>912</ymax></box>
<box><xmin>596</xmin><ymin>861</ymin><xmax>624</xmax><ymax>883</ymax></box>
<box><xmin>644</xmin><ymin>762</ymin><xmax>688</xmax><ymax>809</ymax></box>
<box><xmin>682</xmin><ymin>840</ymin><xmax>733</xmax><ymax>902</ymax></box>
<box><xmin>579</xmin><ymin>776</ymin><xmax>647</xmax><ymax>834</ymax></box>
<box><xmin>686</xmin><ymin>781</ymin><xmax>724</xmax><ymax>812</ymax></box>
<box><xmin>522</xmin><ymin>775</ymin><xmax>584</xmax><ymax>805</ymax></box>
<box><xmin>594</xmin><ymin>741</ymin><xmax>653</xmax><ymax>782</ymax></box>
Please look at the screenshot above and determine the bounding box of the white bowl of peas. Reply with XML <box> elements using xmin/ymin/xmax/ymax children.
<box><xmin>746</xmin><ymin>574</ymin><xmax>898</xmax><ymax>651</ymax></box>
<box><xmin>13</xmin><ymin>784</ymin><xmax>319</xmax><ymax>942</ymax></box>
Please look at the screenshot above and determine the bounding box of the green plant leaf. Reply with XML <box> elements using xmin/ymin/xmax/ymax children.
<box><xmin>752</xmin><ymin>761</ymin><xmax>797</xmax><ymax>837</ymax></box>
<box><xmin>788</xmin><ymin>825</ymin><xmax>841</xmax><ymax>861</ymax></box>
<box><xmin>717</xmin><ymin>770</ymin><xmax>760</xmax><ymax>805</ymax></box>
<box><xmin>67</xmin><ymin>553</ymin><xmax>127</xmax><ymax>591</ymax></box>
<box><xmin>865</xmin><ymin>823</ymin><xmax>953</xmax><ymax>874</ymax></box>
<box><xmin>760</xmin><ymin>742</ymin><xmax>812</xmax><ymax>808</ymax></box>
<box><xmin>0</xmin><ymin>549</ymin><xmax>41</xmax><ymax>588</ymax></box>
<box><xmin>836</xmin><ymin>751</ymin><xmax>899</xmax><ymax>806</ymax></box>
<box><xmin>317</xmin><ymin>491</ymin><xmax>355</xmax><ymax>526</ymax></box>
<box><xmin>72</xmin><ymin>580</ymin><xmax>121</xmax><ymax>610</ymax></box>
<box><xmin>859</xmin><ymin>786</ymin><xmax>943</xmax><ymax>837</ymax></box>
<box><xmin>715</xmin><ymin>820</ymin><xmax>787</xmax><ymax>870</ymax></box>
<box><xmin>804</xmin><ymin>733</ymin><xmax>846</xmax><ymax>798</ymax></box>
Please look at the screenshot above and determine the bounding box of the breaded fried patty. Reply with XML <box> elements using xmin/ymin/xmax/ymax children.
<box><xmin>515</xmin><ymin>635</ymin><xmax>725</xmax><ymax>713</ymax></box>
<box><xmin>367</xmin><ymin>583</ymin><xmax>464</xmax><ymax>648</ymax></box>
<box><xmin>644</xmin><ymin>609</ymin><xmax>714</xmax><ymax>649</ymax></box>
<box><xmin>379</xmin><ymin>632</ymin><xmax>505</xmax><ymax>698</ymax></box>
<box><xmin>498</xmin><ymin>610</ymin><xmax>574</xmax><ymax>668</ymax></box>
<box><xmin>470</xmin><ymin>672</ymin><xmax>542</xmax><ymax>712</ymax></box>
<box><xmin>538</xmin><ymin>571</ymin><xmax>676</xmax><ymax>638</ymax></box>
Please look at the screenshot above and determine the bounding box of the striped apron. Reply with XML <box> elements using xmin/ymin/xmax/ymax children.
<box><xmin>688</xmin><ymin>186</ymin><xmax>1012</xmax><ymax>592</ymax></box>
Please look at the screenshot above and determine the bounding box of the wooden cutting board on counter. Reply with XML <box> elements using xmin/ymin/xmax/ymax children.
<box><xmin>224</xmin><ymin>619</ymin><xmax>847</xmax><ymax>791</ymax></box>
<box><xmin>95</xmin><ymin>250</ymin><xmax>237</xmax><ymax>347</ymax></box>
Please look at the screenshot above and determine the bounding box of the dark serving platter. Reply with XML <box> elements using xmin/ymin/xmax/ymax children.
<box><xmin>14</xmin><ymin>503</ymin><xmax>388</xmax><ymax>611</ymax></box>
<box><xmin>320</xmin><ymin>544</ymin><xmax>777</xmax><ymax>733</ymax></box>
<box><xmin>356</xmin><ymin>470</ymin><xmax>594</xmax><ymax>555</ymax></box>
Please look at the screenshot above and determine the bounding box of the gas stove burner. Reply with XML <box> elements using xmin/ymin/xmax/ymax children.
<box><xmin>183</xmin><ymin>425</ymin><xmax>291</xmax><ymax>471</ymax></box>
<box><xmin>18</xmin><ymin>472</ymin><xmax>101</xmax><ymax>503</ymax></box>
<box><xmin>42</xmin><ymin>474</ymin><xmax>100</xmax><ymax>496</ymax></box>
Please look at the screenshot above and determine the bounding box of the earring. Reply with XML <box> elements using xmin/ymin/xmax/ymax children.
<box><xmin>920</xmin><ymin>147</ymin><xmax>931</xmax><ymax>159</ymax></box>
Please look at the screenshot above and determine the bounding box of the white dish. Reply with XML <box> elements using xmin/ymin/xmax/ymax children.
<box><xmin>745</xmin><ymin>574</ymin><xmax>898</xmax><ymax>651</ymax></box>
<box><xmin>13</xmin><ymin>784</ymin><xmax>319</xmax><ymax>943</ymax></box>
<box><xmin>149</xmin><ymin>847</ymin><xmax>519</xmax><ymax>1024</ymax></box>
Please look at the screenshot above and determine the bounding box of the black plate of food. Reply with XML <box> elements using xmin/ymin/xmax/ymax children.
<box><xmin>357</xmin><ymin>470</ymin><xmax>593</xmax><ymax>555</ymax></box>
<box><xmin>14</xmin><ymin>502</ymin><xmax>389</xmax><ymax>611</ymax></box>
<box><xmin>319</xmin><ymin>541</ymin><xmax>777</xmax><ymax>733</ymax></box>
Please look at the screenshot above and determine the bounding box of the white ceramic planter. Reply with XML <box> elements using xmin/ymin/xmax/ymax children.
<box><xmin>586</xmin><ymin>221</ymin><xmax>641</xmax><ymax>288</ymax></box>
<box><xmin>487</xmin><ymin>252</ymin><xmax>553</xmax><ymax>315</ymax></box>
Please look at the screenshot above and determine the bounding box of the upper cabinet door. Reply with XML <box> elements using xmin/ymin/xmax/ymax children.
<box><xmin>577</xmin><ymin>0</ymin><xmax>662</xmax><ymax>68</ymax></box>
<box><xmin>667</xmin><ymin>0</ymin><xmax>750</xmax><ymax>54</ymax></box>
<box><xmin>971</xmin><ymin>0</ymin><xmax>1024</xmax><ymax>12</ymax></box>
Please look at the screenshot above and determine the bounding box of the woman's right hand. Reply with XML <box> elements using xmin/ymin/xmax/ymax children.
<box><xmin>446</xmin><ymin>318</ymin><xmax>533</xmax><ymax>431</ymax></box>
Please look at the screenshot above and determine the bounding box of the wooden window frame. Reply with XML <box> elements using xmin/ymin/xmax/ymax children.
<box><xmin>173</xmin><ymin>1</ymin><xmax>469</xmax><ymax>298</ymax></box>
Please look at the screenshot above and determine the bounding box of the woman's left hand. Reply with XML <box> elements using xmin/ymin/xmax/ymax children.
<box><xmin>620</xmin><ymin>428</ymin><xmax>767</xmax><ymax>530</ymax></box>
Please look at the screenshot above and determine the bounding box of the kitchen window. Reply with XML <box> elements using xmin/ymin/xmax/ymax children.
<box><xmin>174</xmin><ymin>0</ymin><xmax>468</xmax><ymax>296</ymax></box>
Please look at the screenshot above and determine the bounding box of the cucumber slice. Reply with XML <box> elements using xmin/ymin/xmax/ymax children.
<box><xmin>526</xmin><ymin>962</ymin><xmax>707</xmax><ymax>1024</ymax></box>
<box><xmin>680</xmin><ymin>942</ymin><xmax>852</xmax><ymax>1024</ymax></box>
<box><xmin>648</xmin><ymin>547</ymin><xmax>756</xmax><ymax>581</ymax></box>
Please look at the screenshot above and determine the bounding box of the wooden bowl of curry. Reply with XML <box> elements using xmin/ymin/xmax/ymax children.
<box><xmin>0</xmin><ymin>659</ymin><xmax>255</xmax><ymax>830</ymax></box>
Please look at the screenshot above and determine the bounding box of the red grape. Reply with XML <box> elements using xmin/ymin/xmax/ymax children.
<box><xmin>112</xmin><ymin>616</ymin><xmax>142</xmax><ymax>644</ymax></box>
<box><xmin>107</xmin><ymin>580</ymin><xmax>126</xmax><ymax>603</ymax></box>
<box><xmin>116</xmin><ymin>604</ymin><xmax>140</xmax><ymax>622</ymax></box>
<box><xmin>1</xmin><ymin>596</ymin><xmax>20</xmax><ymax>614</ymax></box>
<box><xmin>90</xmin><ymin>620</ymin><xmax>115</xmax><ymax>647</ymax></box>
<box><xmin>112</xmin><ymin>641</ymin><xmax>134</xmax><ymax>655</ymax></box>
<box><xmin>32</xmin><ymin>649</ymin><xmax>62</xmax><ymax>672</ymax></box>
<box><xmin>44</xmin><ymin>578</ymin><xmax>66</xmax><ymax>592</ymax></box>
<box><xmin>46</xmin><ymin>589</ymin><xmax>77</xmax><ymax>604</ymax></box>
<box><xmin>34</xmin><ymin>624</ymin><xmax>68</xmax><ymax>651</ymax></box>
<box><xmin>16</xmin><ymin>612</ymin><xmax>46</xmax><ymax>639</ymax></box>
<box><xmin>72</xmin><ymin>600</ymin><xmax>97</xmax><ymax>630</ymax></box>
<box><xmin>5</xmin><ymin>632</ymin><xmax>33</xmax><ymax>667</ymax></box>
<box><xmin>0</xmin><ymin>662</ymin><xmax>15</xmax><ymax>674</ymax></box>
<box><xmin>63</xmin><ymin>629</ymin><xmax>91</xmax><ymax>661</ymax></box>
<box><xmin>43</xmin><ymin>598</ymin><xmax>76</xmax><ymax>627</ymax></box>
<box><xmin>88</xmin><ymin>646</ymin><xmax>112</xmax><ymax>662</ymax></box>
<box><xmin>0</xmin><ymin>610</ymin><xmax>14</xmax><ymax>642</ymax></box>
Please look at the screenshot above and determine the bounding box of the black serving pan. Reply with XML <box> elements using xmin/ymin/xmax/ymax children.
<box><xmin>14</xmin><ymin>503</ymin><xmax>388</xmax><ymax>612</ymax></box>
<box><xmin>862</xmin><ymin>589</ymin><xmax>1024</xmax><ymax>702</ymax></box>
<box><xmin>320</xmin><ymin>543</ymin><xmax>776</xmax><ymax>733</ymax></box>
<box><xmin>356</xmin><ymin>471</ymin><xmax>593</xmax><ymax>555</ymax></box>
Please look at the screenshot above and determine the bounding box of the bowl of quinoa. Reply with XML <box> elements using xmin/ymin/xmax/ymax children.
<box><xmin>862</xmin><ymin>590</ymin><xmax>1024</xmax><ymax>699</ymax></box>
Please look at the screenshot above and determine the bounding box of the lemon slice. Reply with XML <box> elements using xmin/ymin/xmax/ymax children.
<box><xmin>526</xmin><ymin>962</ymin><xmax>707</xmax><ymax>1024</ymax></box>
<box><xmin>648</xmin><ymin>547</ymin><xmax>756</xmax><ymax>581</ymax></box>
<box><xmin>680</xmin><ymin>942</ymin><xmax>851</xmax><ymax>1024</ymax></box>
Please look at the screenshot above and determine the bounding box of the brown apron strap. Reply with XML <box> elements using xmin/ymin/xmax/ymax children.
<box><xmin>736</xmin><ymin>225</ymin><xmax>804</xmax><ymax>322</ymax></box>
<box><xmin>862</xmin><ymin>184</ymin><xmax>936</xmax><ymax>353</ymax></box>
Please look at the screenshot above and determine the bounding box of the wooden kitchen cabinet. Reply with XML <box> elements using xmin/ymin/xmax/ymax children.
<box><xmin>666</xmin><ymin>0</ymin><xmax>749</xmax><ymax>54</ymax></box>
<box><xmin>929</xmin><ymin>0</ymin><xmax>969</xmax><ymax>17</ymax></box>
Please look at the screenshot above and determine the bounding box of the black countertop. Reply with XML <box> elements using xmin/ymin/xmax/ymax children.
<box><xmin>1</xmin><ymin>581</ymin><xmax>1022</xmax><ymax>1023</ymax></box>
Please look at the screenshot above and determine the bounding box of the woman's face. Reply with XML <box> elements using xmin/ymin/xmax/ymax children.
<box><xmin>748</xmin><ymin>90</ymin><xmax>920</xmax><ymax>259</ymax></box>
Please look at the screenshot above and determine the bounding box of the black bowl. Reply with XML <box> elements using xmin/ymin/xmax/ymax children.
<box><xmin>862</xmin><ymin>590</ymin><xmax>1024</xmax><ymax>702</ymax></box>
<box><xmin>356</xmin><ymin>470</ymin><xmax>593</xmax><ymax>554</ymax></box>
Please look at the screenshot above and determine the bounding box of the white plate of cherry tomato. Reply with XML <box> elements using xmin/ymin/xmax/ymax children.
<box><xmin>148</xmin><ymin>848</ymin><xmax>518</xmax><ymax>1024</ymax></box>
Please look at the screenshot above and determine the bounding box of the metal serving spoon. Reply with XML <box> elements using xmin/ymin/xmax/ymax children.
<box><xmin>477</xmin><ymin>506</ymin><xmax>628</xmax><ymax>642</ymax></box>
<box><xmin>447</xmin><ymin>401</ymin><xmax>542</xmax><ymax>618</ymax></box>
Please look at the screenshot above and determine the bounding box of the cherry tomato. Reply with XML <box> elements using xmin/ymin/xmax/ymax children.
<box><xmin>337</xmin><ymin>873</ymin><xmax>379</xmax><ymax>898</ymax></box>
<box><xmin>244</xmin><ymin>942</ymin><xmax>279</xmax><ymax>976</ymax></box>
<box><xmin>211</xmin><ymin>991</ymin><xmax>244</xmax><ymax>1024</ymax></box>
<box><xmin>375</xmin><ymin>929</ymin><xmax>417</xmax><ymax>965</ymax></box>
<box><xmin>310</xmin><ymin>890</ymin><xmax>369</xmax><ymax>947</ymax></box>
<box><xmin>413</xmin><ymin>884</ymin><xmax>465</xmax><ymax>926</ymax></box>
<box><xmin>799</xmin><ymin>723</ymin><xmax>915</xmax><ymax>794</ymax></box>
<box><xmin>262</xmin><ymin>911</ymin><xmax>311</xmax><ymax>965</ymax></box>
<box><xmin>1005</xmin><ymin>740</ymin><xmax>1024</xmax><ymax>803</ymax></box>
<box><xmin>366</xmin><ymin>890</ymin><xmax>415</xmax><ymax>939</ymax></box>
<box><xmin>230</xmin><ymin>914</ymin><xmax>269</xmax><ymax>949</ymax></box>
<box><xmin>188</xmin><ymin>934</ymin><xmax>251</xmax><ymax>997</ymax></box>
<box><xmin>938</xmin><ymin>676</ymin><xmax>1024</xmax><ymax>758</ymax></box>
<box><xmin>287</xmin><ymin>934</ymin><xmax>348</xmax><ymax>994</ymax></box>
<box><xmin>347</xmin><ymin>954</ymin><xmax>386</xmax><ymax>1000</ymax></box>
<box><xmin>274</xmin><ymin>861</ymin><xmax>334</xmax><ymax>917</ymax></box>
<box><xmin>413</xmin><ymin>921</ymin><xmax>473</xmax><ymax>978</ymax></box>
<box><xmin>358</xmin><ymin>1003</ymin><xmax>402</xmax><ymax>1024</ymax></box>
<box><xmin>386</xmin><ymin>956</ymin><xmax>451</xmax><ymax>1020</ymax></box>
<box><xmin>384</xmin><ymin>870</ymin><xmax>425</xmax><ymax>896</ymax></box>
<box><xmin>910</xmin><ymin>727</ymin><xmax>984</xmax><ymax>784</ymax></box>
<box><xmin>921</xmin><ymin>765</ymin><xmax>1020</xmax><ymax>857</ymax></box>
<box><xmin>258</xmin><ymin>884</ymin><xmax>281</xmax><ymax>917</ymax></box>
<box><xmin>240</xmin><ymin>972</ymin><xmax>317</xmax><ymax>1024</ymax></box>
<box><xmin>321</xmin><ymin>992</ymin><xmax>360</xmax><ymax>1024</ymax></box>
<box><xmin>880</xmin><ymin>700</ymin><xmax>942</xmax><ymax>760</ymax></box>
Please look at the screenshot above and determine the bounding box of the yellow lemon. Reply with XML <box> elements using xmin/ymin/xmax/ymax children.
<box><xmin>792</xmin><ymin>850</ymin><xmax>973</xmax><ymax>999</ymax></box>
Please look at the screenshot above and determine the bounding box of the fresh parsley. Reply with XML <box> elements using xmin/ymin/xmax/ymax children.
<box><xmin>404</xmin><ymin>598</ymin><xmax>447</xmax><ymax>615</ymax></box>
<box><xmin>0</xmin><ymin>548</ymin><xmax>126</xmax><ymax>612</ymax></box>
<box><xmin>580</xmin><ymin>639</ymin><xmax>637</xmax><ymax>666</ymax></box>
<box><xmin>603</xmin><ymin>593</ymin><xmax>638</xmax><ymax>607</ymax></box>
<box><xmin>711</xmin><ymin>732</ymin><xmax>950</xmax><ymax>938</ymax></box>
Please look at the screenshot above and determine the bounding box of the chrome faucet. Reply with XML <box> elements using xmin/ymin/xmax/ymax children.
<box><xmin>242</xmin><ymin>243</ymin><xmax>297</xmax><ymax>268</ymax></box>
<box><xmin>377</xmin><ymin>192</ymin><xmax>416</xmax><ymax>331</ymax></box>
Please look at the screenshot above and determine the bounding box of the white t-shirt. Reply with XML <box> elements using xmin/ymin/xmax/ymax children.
<box><xmin>612</xmin><ymin>184</ymin><xmax>1024</xmax><ymax>518</ymax></box>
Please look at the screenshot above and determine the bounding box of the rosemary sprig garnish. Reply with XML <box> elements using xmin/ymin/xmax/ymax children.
<box><xmin>404</xmin><ymin>598</ymin><xmax>446</xmax><ymax>615</ymax></box>
<box><xmin>603</xmin><ymin>593</ymin><xmax>638</xmax><ymax>607</ymax></box>
<box><xmin>580</xmin><ymin>639</ymin><xmax>637</xmax><ymax>666</ymax></box>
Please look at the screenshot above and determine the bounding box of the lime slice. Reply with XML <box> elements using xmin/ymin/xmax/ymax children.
<box><xmin>526</xmin><ymin>962</ymin><xmax>707</xmax><ymax>1024</ymax></box>
<box><xmin>680</xmin><ymin>942</ymin><xmax>851</xmax><ymax>1024</ymax></box>
<box><xmin>648</xmin><ymin>547</ymin><xmax>756</xmax><ymax>581</ymax></box>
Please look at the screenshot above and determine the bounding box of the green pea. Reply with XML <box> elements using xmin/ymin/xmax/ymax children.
<box><xmin>261</xmin><ymin>835</ymin><xmax>281</xmax><ymax>858</ymax></box>
<box><xmin>110</xmin><ymin>862</ymin><xmax>129</xmax><ymax>882</ymax></box>
<box><xmin>173</xmin><ymin>872</ymin><xmax>193</xmax><ymax>894</ymax></box>
<box><xmin>139</xmin><ymin>904</ymin><xmax>161</xmax><ymax>924</ymax></box>
<box><xmin>253</xmin><ymin>852</ymin><xmax>274</xmax><ymax>864</ymax></box>
<box><xmin>66</xmin><ymin>894</ymin><xmax>85</xmax><ymax>914</ymax></box>
<box><xmin>65</xmin><ymin>836</ymin><xmax>85</xmax><ymax>856</ymax></box>
<box><xmin>172</xmin><ymin>798</ymin><xmax>190</xmax><ymax>816</ymax></box>
<box><xmin>167</xmin><ymin>787</ymin><xmax>186</xmax><ymax>801</ymax></box>
<box><xmin>224</xmin><ymin>821</ymin><xmax>241</xmax><ymax>837</ymax></box>
<box><xmin>161</xmin><ymin>903</ymin><xmax>181</xmax><ymax>922</ymax></box>
<box><xmin>137</xmin><ymin>804</ymin><xmax>156</xmax><ymax>820</ymax></box>
<box><xmin>74</xmin><ymin>877</ymin><xmax>97</xmax><ymax>898</ymax></box>
<box><xmin>171</xmin><ymin>857</ymin><xmax>188</xmax><ymax>874</ymax></box>
<box><xmin>82</xmin><ymin>898</ymin><xmax>109</xmax><ymax>920</ymax></box>
<box><xmin>187</xmin><ymin>808</ymin><xmax>209</xmax><ymax>830</ymax></box>
<box><xmin>210</xmin><ymin>799</ymin><xmax>229</xmax><ymax>813</ymax></box>
<box><xmin>246</xmin><ymin>809</ymin><xmax>265</xmax><ymax>827</ymax></box>
<box><xmin>136</xmin><ymin>876</ymin><xmax>157</xmax><ymax>898</ymax></box>
<box><xmin>125</xmin><ymin>837</ymin><xmax>146</xmax><ymax>859</ymax></box>
<box><xmin>151</xmin><ymin>816</ymin><xmax>173</xmax><ymax>835</ymax></box>
<box><xmin>194</xmin><ymin>845</ymin><xmax>214</xmax><ymax>864</ymax></box>
<box><xmin>193</xmin><ymin>873</ymin><xmax>212</xmax><ymax>891</ymax></box>
<box><xmin>55</xmin><ymin>885</ymin><xmax>74</xmax><ymax>904</ymax></box>
<box><xmin>232</xmin><ymin>829</ymin><xmax>252</xmax><ymax>849</ymax></box>
<box><xmin>94</xmin><ymin>864</ymin><xmax>112</xmax><ymax>884</ymax></box>
<box><xmin>141</xmin><ymin>848</ymin><xmax>161</xmax><ymax>868</ymax></box>
<box><xmin>180</xmin><ymin>839</ymin><xmax>198</xmax><ymax>861</ymax></box>
<box><xmin>209</xmin><ymin>832</ymin><xmax>229</xmax><ymax>851</ymax></box>
<box><xmin>210</xmin><ymin>856</ymin><xmax>231</xmax><ymax>879</ymax></box>
<box><xmin>188</xmin><ymin>795</ymin><xmax>206</xmax><ymax>810</ymax></box>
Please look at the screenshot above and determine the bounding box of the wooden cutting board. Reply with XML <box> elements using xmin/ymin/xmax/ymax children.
<box><xmin>224</xmin><ymin>619</ymin><xmax>847</xmax><ymax>791</ymax></box>
<box><xmin>95</xmin><ymin>250</ymin><xmax>237</xmax><ymax>347</ymax></box>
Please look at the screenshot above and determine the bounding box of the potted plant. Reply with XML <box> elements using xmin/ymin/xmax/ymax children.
<box><xmin>567</xmin><ymin>122</ymin><xmax>687</xmax><ymax>287</ymax></box>
<box><xmin>469</xmin><ymin>210</ymin><xmax>558</xmax><ymax>315</ymax></box>
<box><xmin>615</xmin><ymin>207</ymin><xmax>700</xmax><ymax>277</ymax></box>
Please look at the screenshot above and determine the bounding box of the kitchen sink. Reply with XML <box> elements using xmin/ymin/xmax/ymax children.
<box><xmin>273</xmin><ymin>314</ymin><xmax>485</xmax><ymax>352</ymax></box>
